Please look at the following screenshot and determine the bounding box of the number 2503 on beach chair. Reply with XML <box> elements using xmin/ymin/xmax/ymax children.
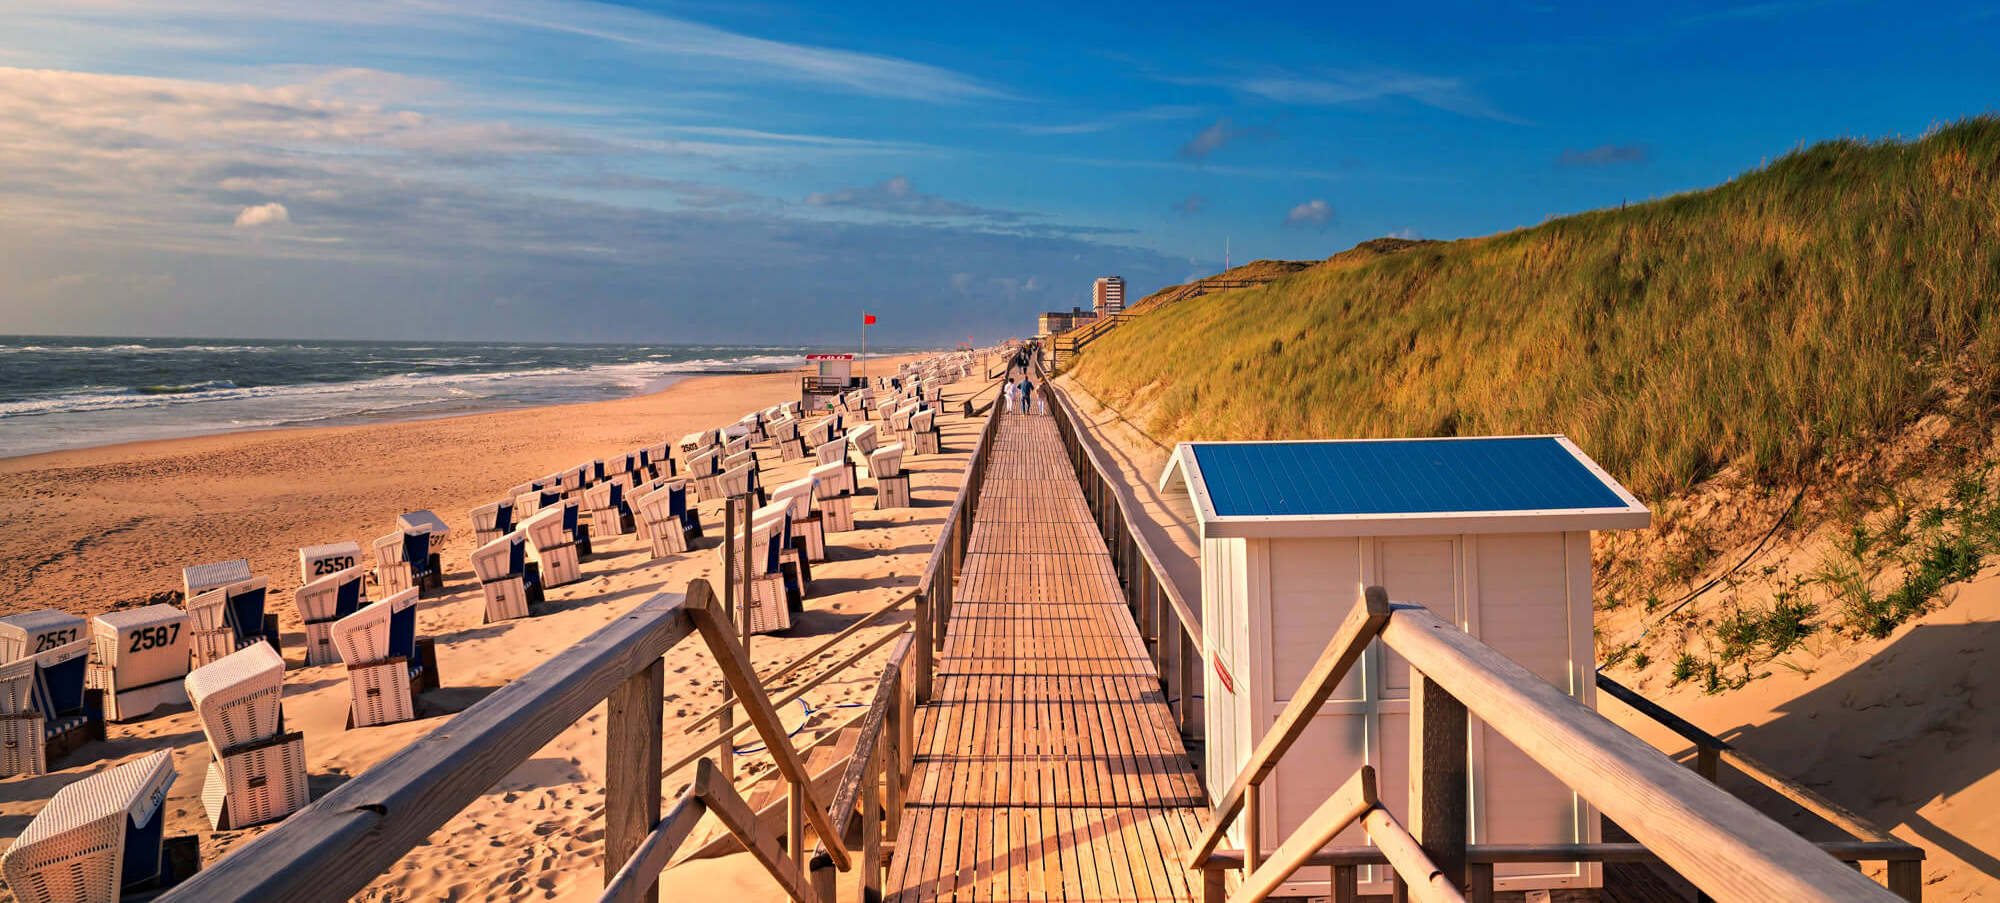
<box><xmin>2</xmin><ymin>749</ymin><xmax>184</xmax><ymax>901</ymax></box>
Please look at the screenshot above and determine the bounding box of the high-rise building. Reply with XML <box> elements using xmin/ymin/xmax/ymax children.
<box><xmin>1092</xmin><ymin>276</ymin><xmax>1125</xmax><ymax>314</ymax></box>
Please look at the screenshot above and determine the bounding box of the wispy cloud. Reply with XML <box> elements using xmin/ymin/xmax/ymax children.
<box><xmin>804</xmin><ymin>175</ymin><xmax>1023</xmax><ymax>221</ymax></box>
<box><xmin>1282</xmin><ymin>198</ymin><xmax>1333</xmax><ymax>229</ymax></box>
<box><xmin>1556</xmin><ymin>143</ymin><xmax>1650</xmax><ymax>166</ymax></box>
<box><xmin>1178</xmin><ymin>68</ymin><xmax>1525</xmax><ymax>125</ymax></box>
<box><xmin>1178</xmin><ymin>116</ymin><xmax>1281</xmax><ymax>161</ymax></box>
<box><xmin>233</xmin><ymin>202</ymin><xmax>289</xmax><ymax>227</ymax></box>
<box><xmin>1672</xmin><ymin>1</ymin><xmax>1826</xmax><ymax>27</ymax></box>
<box><xmin>1015</xmin><ymin>104</ymin><xmax>1202</xmax><ymax>136</ymax></box>
<box><xmin>1171</xmin><ymin>192</ymin><xmax>1205</xmax><ymax>215</ymax></box>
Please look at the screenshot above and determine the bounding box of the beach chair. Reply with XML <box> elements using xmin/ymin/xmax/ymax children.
<box><xmin>185</xmin><ymin>578</ymin><xmax>273</xmax><ymax>668</ymax></box>
<box><xmin>185</xmin><ymin>643</ymin><xmax>307</xmax><ymax>829</ymax></box>
<box><xmin>870</xmin><ymin>443</ymin><xmax>911</xmax><ymax>509</ymax></box>
<box><xmin>331</xmin><ymin>588</ymin><xmax>437</xmax><ymax>728</ymax></box>
<box><xmin>293</xmin><ymin>567</ymin><xmax>364</xmax><ymax>666</ymax></box>
<box><xmin>809</xmin><ymin>461</ymin><xmax>856</xmax><ymax>533</ymax></box>
<box><xmin>716</xmin><ymin>514</ymin><xmax>790</xmax><ymax>634</ymax></box>
<box><xmin>0</xmin><ymin>609</ymin><xmax>86</xmax><ymax>663</ymax></box>
<box><xmin>471</xmin><ymin>500</ymin><xmax>515</xmax><ymax>547</ymax></box>
<box><xmin>913</xmin><ymin>408</ymin><xmax>941</xmax><ymax>455</ymax></box>
<box><xmin>813</xmin><ymin>439</ymin><xmax>855</xmax><ymax>494</ymax></box>
<box><xmin>634</xmin><ymin>483</ymin><xmax>696</xmax><ymax>558</ymax></box>
<box><xmin>508</xmin><ymin>481</ymin><xmax>536</xmax><ymax>499</ymax></box>
<box><xmin>723</xmin><ymin>435</ymin><xmax>750</xmax><ymax>457</ymax></box>
<box><xmin>770</xmin><ymin>477</ymin><xmax>825</xmax><ymax>563</ymax></box>
<box><xmin>737</xmin><ymin>412</ymin><xmax>764</xmax><ymax>441</ymax></box>
<box><xmin>522</xmin><ymin>507</ymin><xmax>583</xmax><ymax>588</ymax></box>
<box><xmin>802</xmin><ymin>417</ymin><xmax>834</xmax><ymax>451</ymax></box>
<box><xmin>1</xmin><ymin>749</ymin><xmax>179</xmax><ymax>900</ymax></box>
<box><xmin>87</xmin><ymin>606</ymin><xmax>189</xmax><ymax>722</ymax></box>
<box><xmin>711</xmin><ymin>462</ymin><xmax>756</xmax><ymax>503</ymax></box>
<box><xmin>373</xmin><ymin>531</ymin><xmax>414</xmax><ymax>596</ymax></box>
<box><xmin>645</xmin><ymin>443</ymin><xmax>675</xmax><ymax>479</ymax></box>
<box><xmin>181</xmin><ymin>559</ymin><xmax>251</xmax><ymax>602</ymax></box>
<box><xmin>0</xmin><ymin>638</ymin><xmax>99</xmax><ymax>777</ymax></box>
<box><xmin>298</xmin><ymin>541</ymin><xmax>363</xmax><ymax>585</ymax></box>
<box><xmin>470</xmin><ymin>532</ymin><xmax>543</xmax><ymax>623</ymax></box>
<box><xmin>752</xmin><ymin>500</ymin><xmax>810</xmax><ymax>604</ymax></box>
<box><xmin>848</xmin><ymin>422</ymin><xmax>880</xmax><ymax>463</ymax></box>
<box><xmin>582</xmin><ymin>481</ymin><xmax>634</xmax><ymax>537</ymax></box>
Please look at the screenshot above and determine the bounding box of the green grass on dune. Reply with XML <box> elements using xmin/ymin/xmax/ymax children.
<box><xmin>1073</xmin><ymin>118</ymin><xmax>2000</xmax><ymax>499</ymax></box>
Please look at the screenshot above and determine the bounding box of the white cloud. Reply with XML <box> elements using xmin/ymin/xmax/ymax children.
<box><xmin>1174</xmin><ymin>68</ymin><xmax>1524</xmax><ymax>125</ymax></box>
<box><xmin>234</xmin><ymin>201</ymin><xmax>289</xmax><ymax>227</ymax></box>
<box><xmin>1282</xmin><ymin>199</ymin><xmax>1333</xmax><ymax>229</ymax></box>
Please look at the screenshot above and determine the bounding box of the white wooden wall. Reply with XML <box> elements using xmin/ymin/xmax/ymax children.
<box><xmin>1204</xmin><ymin>531</ymin><xmax>1599</xmax><ymax>897</ymax></box>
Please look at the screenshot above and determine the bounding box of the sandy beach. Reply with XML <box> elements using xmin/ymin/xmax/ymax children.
<box><xmin>0</xmin><ymin>353</ymin><xmax>996</xmax><ymax>901</ymax></box>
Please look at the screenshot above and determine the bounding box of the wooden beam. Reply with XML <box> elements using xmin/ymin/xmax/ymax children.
<box><xmin>687</xmin><ymin>591</ymin><xmax>912</xmax><ymax>730</ymax></box>
<box><xmin>694</xmin><ymin>759</ymin><xmax>823</xmax><ymax>903</ymax></box>
<box><xmin>161</xmin><ymin>591</ymin><xmax>697</xmax><ymax>903</ymax></box>
<box><xmin>1360</xmin><ymin>807</ymin><xmax>1467</xmax><ymax>903</ymax></box>
<box><xmin>1410</xmin><ymin>673</ymin><xmax>1468</xmax><ymax>890</ymax></box>
<box><xmin>686</xmin><ymin>581</ymin><xmax>852</xmax><ymax>872</ymax></box>
<box><xmin>1202</xmin><ymin>839</ymin><xmax>1925</xmax><ymax>868</ymax></box>
<box><xmin>600</xmin><ymin>789</ymin><xmax>709</xmax><ymax>903</ymax></box>
<box><xmin>1229</xmin><ymin>767</ymin><xmax>1377</xmax><ymax>903</ymax></box>
<box><xmin>605</xmin><ymin>657</ymin><xmax>666</xmax><ymax>903</ymax></box>
<box><xmin>1381</xmin><ymin>605</ymin><xmax>1900</xmax><ymax>902</ymax></box>
<box><xmin>1190</xmin><ymin>587</ymin><xmax>1393</xmax><ymax>867</ymax></box>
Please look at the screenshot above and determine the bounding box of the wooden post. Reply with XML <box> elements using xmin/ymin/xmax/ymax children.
<box><xmin>605</xmin><ymin>657</ymin><xmax>665</xmax><ymax>903</ymax></box>
<box><xmin>1887</xmin><ymin>860</ymin><xmax>1922</xmax><ymax>901</ymax></box>
<box><xmin>788</xmin><ymin>773</ymin><xmax>806</xmax><ymax>883</ymax></box>
<box><xmin>720</xmin><ymin>501</ymin><xmax>737</xmax><ymax>782</ymax></box>
<box><xmin>1245</xmin><ymin>783</ymin><xmax>1263</xmax><ymax>874</ymax></box>
<box><xmin>860</xmin><ymin>745</ymin><xmax>884</xmax><ymax>903</ymax></box>
<box><xmin>1180</xmin><ymin>631</ymin><xmax>1199</xmax><ymax>739</ymax></box>
<box><xmin>1333</xmin><ymin>864</ymin><xmax>1360</xmax><ymax>903</ymax></box>
<box><xmin>741</xmin><ymin>495</ymin><xmax>753</xmax><ymax>669</ymax></box>
<box><xmin>1466</xmin><ymin>862</ymin><xmax>1494</xmax><ymax>903</ymax></box>
<box><xmin>1696</xmin><ymin>745</ymin><xmax>1720</xmax><ymax>782</ymax></box>
<box><xmin>1203</xmin><ymin>867</ymin><xmax>1226</xmax><ymax>903</ymax></box>
<box><xmin>913</xmin><ymin>591</ymin><xmax>933</xmax><ymax>703</ymax></box>
<box><xmin>1410</xmin><ymin>673</ymin><xmax>1469</xmax><ymax>892</ymax></box>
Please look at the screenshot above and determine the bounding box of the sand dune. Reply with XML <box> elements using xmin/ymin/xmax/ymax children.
<box><xmin>0</xmin><ymin>354</ymin><xmax>994</xmax><ymax>902</ymax></box>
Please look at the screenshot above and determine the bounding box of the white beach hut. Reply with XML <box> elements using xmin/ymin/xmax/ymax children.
<box><xmin>1159</xmin><ymin>435</ymin><xmax>1650</xmax><ymax>897</ymax></box>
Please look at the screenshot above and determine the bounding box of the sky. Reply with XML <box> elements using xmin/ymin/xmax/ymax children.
<box><xmin>1</xmin><ymin>1</ymin><xmax>1996</xmax><ymax>345</ymax></box>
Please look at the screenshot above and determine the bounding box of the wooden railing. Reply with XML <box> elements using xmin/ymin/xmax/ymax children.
<box><xmin>162</xmin><ymin>366</ymin><xmax>1008</xmax><ymax>903</ymax></box>
<box><xmin>1188</xmin><ymin>587</ymin><xmax>1920</xmax><ymax>903</ymax></box>
<box><xmin>1038</xmin><ymin>358</ymin><xmax>1206</xmax><ymax>759</ymax></box>
<box><xmin>1049</xmin><ymin>312</ymin><xmax>1129</xmax><ymax>373</ymax></box>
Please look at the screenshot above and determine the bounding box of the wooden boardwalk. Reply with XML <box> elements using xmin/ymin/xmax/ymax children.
<box><xmin>886</xmin><ymin>414</ymin><xmax>1207</xmax><ymax>903</ymax></box>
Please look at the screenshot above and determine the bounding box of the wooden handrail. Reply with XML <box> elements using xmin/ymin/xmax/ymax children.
<box><xmin>686</xmin><ymin>591</ymin><xmax>913</xmax><ymax>730</ymax></box>
<box><xmin>806</xmin><ymin>633</ymin><xmax>915</xmax><ymax>901</ymax></box>
<box><xmin>161</xmin><ymin>590</ymin><xmax>699</xmax><ymax>902</ymax></box>
<box><xmin>1201</xmin><ymin>839</ymin><xmax>1928</xmax><ymax>869</ymax></box>
<box><xmin>602</xmin><ymin>781</ymin><xmax>710</xmax><ymax>903</ymax></box>
<box><xmin>1188</xmin><ymin>587</ymin><xmax>1392</xmax><ymax>867</ymax></box>
<box><xmin>1359</xmin><ymin>806</ymin><xmax>1467</xmax><ymax>903</ymax></box>
<box><xmin>1595</xmin><ymin>673</ymin><xmax>1910</xmax><ymax>848</ymax></box>
<box><xmin>1232</xmin><ymin>767</ymin><xmax>1377</xmax><ymax>903</ymax></box>
<box><xmin>1379</xmin><ymin>603</ymin><xmax>1899</xmax><ymax>902</ymax></box>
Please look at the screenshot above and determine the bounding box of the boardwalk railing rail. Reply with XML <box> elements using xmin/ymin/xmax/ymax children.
<box><xmin>1188</xmin><ymin>587</ymin><xmax>1920</xmax><ymax>903</ymax></box>
<box><xmin>1037</xmin><ymin>357</ymin><xmax>1206</xmax><ymax>758</ymax></box>
<box><xmin>912</xmin><ymin>373</ymin><xmax>1007</xmax><ymax>701</ymax></box>
<box><xmin>1049</xmin><ymin>311</ymin><xmax>1129</xmax><ymax>373</ymax></box>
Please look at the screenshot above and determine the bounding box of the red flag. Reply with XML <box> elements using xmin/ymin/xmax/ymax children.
<box><xmin>864</xmin><ymin>314</ymin><xmax>877</xmax><ymax>325</ymax></box>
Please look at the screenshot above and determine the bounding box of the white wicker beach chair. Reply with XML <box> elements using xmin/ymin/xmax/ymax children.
<box><xmin>332</xmin><ymin>588</ymin><xmax>423</xmax><ymax>728</ymax></box>
<box><xmin>582</xmin><ymin>481</ymin><xmax>633</xmax><ymax>538</ymax></box>
<box><xmin>0</xmin><ymin>610</ymin><xmax>85</xmax><ymax>664</ymax></box>
<box><xmin>181</xmin><ymin>559</ymin><xmax>252</xmax><ymax>601</ymax></box>
<box><xmin>470</xmin><ymin>532</ymin><xmax>542</xmax><ymax>623</ymax></box>
<box><xmin>522</xmin><ymin>507</ymin><xmax>583</xmax><ymax>588</ymax></box>
<box><xmin>373</xmin><ymin>531</ymin><xmax>413</xmax><ymax>596</ymax></box>
<box><xmin>809</xmin><ymin>461</ymin><xmax>856</xmax><ymax>533</ymax></box>
<box><xmin>185</xmin><ymin>643</ymin><xmax>307</xmax><ymax>829</ymax></box>
<box><xmin>770</xmin><ymin>476</ymin><xmax>825</xmax><ymax>562</ymax></box>
<box><xmin>87</xmin><ymin>606</ymin><xmax>189</xmax><ymax>722</ymax></box>
<box><xmin>871</xmin><ymin>443</ymin><xmax>911</xmax><ymax>509</ymax></box>
<box><xmin>1</xmin><ymin>749</ymin><xmax>177</xmax><ymax>901</ymax></box>
<box><xmin>913</xmin><ymin>408</ymin><xmax>940</xmax><ymax>455</ymax></box>
<box><xmin>634</xmin><ymin>483</ymin><xmax>696</xmax><ymax>558</ymax></box>
<box><xmin>294</xmin><ymin>566</ymin><xmax>365</xmax><ymax>666</ymax></box>
<box><xmin>803</xmin><ymin>417</ymin><xmax>833</xmax><ymax>450</ymax></box>
<box><xmin>715</xmin><ymin>462</ymin><xmax>756</xmax><ymax>500</ymax></box>
<box><xmin>737</xmin><ymin>412</ymin><xmax>764</xmax><ymax>441</ymax></box>
<box><xmin>471</xmin><ymin>500</ymin><xmax>515</xmax><ymax>548</ymax></box>
<box><xmin>0</xmin><ymin>658</ymin><xmax>42</xmax><ymax>777</ymax></box>
<box><xmin>848</xmin><ymin>422</ymin><xmax>880</xmax><ymax>463</ymax></box>
<box><xmin>716</xmin><ymin>515</ymin><xmax>790</xmax><ymax>634</ymax></box>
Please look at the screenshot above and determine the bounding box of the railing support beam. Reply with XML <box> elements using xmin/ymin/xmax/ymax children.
<box><xmin>1410</xmin><ymin>674</ymin><xmax>1468</xmax><ymax>892</ymax></box>
<box><xmin>605</xmin><ymin>657</ymin><xmax>666</xmax><ymax>903</ymax></box>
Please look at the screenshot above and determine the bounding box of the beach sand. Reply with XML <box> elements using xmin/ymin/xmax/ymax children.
<box><xmin>0</xmin><ymin>354</ymin><xmax>995</xmax><ymax>901</ymax></box>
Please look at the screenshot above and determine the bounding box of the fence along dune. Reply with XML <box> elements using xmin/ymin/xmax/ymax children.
<box><xmin>1071</xmin><ymin>117</ymin><xmax>2000</xmax><ymax>500</ymax></box>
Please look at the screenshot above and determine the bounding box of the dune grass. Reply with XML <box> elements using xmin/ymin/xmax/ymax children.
<box><xmin>1073</xmin><ymin>118</ymin><xmax>2000</xmax><ymax>500</ymax></box>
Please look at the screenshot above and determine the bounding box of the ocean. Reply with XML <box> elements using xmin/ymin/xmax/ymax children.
<box><xmin>0</xmin><ymin>336</ymin><xmax>858</xmax><ymax>458</ymax></box>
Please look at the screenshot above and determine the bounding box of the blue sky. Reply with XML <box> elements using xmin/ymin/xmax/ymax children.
<box><xmin>1</xmin><ymin>0</ymin><xmax>1995</xmax><ymax>344</ymax></box>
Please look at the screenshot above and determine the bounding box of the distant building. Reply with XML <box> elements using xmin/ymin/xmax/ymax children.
<box><xmin>1093</xmin><ymin>277</ymin><xmax>1125</xmax><ymax>315</ymax></box>
<box><xmin>1037</xmin><ymin>306</ymin><xmax>1098</xmax><ymax>337</ymax></box>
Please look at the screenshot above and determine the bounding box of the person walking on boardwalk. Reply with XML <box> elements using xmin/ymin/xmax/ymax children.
<box><xmin>1019</xmin><ymin>375</ymin><xmax>1036</xmax><ymax>417</ymax></box>
<box><xmin>1003</xmin><ymin>375</ymin><xmax>1018</xmax><ymax>414</ymax></box>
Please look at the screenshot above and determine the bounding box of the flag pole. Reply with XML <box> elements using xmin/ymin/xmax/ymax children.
<box><xmin>861</xmin><ymin>310</ymin><xmax>867</xmax><ymax>387</ymax></box>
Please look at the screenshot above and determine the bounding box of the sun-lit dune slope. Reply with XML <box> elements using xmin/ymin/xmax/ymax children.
<box><xmin>1074</xmin><ymin>117</ymin><xmax>2000</xmax><ymax>501</ymax></box>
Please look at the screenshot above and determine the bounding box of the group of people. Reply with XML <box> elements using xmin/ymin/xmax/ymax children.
<box><xmin>1003</xmin><ymin>372</ymin><xmax>1045</xmax><ymax>415</ymax></box>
